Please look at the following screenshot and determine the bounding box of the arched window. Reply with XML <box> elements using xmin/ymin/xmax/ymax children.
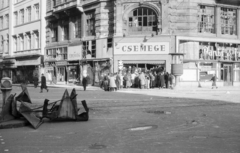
<box><xmin>128</xmin><ymin>7</ymin><xmax>158</xmax><ymax>33</ymax></box>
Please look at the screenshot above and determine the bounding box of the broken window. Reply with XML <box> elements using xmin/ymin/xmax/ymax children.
<box><xmin>198</xmin><ymin>5</ymin><xmax>215</xmax><ymax>33</ymax></box>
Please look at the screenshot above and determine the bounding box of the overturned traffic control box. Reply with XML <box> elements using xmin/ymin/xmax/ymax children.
<box><xmin>0</xmin><ymin>86</ymin><xmax>89</xmax><ymax>129</ymax></box>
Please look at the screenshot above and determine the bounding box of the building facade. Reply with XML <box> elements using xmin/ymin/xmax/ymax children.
<box><xmin>45</xmin><ymin>0</ymin><xmax>113</xmax><ymax>85</ymax></box>
<box><xmin>0</xmin><ymin>0</ymin><xmax>46</xmax><ymax>83</ymax></box>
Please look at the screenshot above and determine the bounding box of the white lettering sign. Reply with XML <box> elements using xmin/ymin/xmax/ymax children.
<box><xmin>114</xmin><ymin>43</ymin><xmax>169</xmax><ymax>55</ymax></box>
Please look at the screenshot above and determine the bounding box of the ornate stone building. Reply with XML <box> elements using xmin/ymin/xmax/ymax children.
<box><xmin>0</xmin><ymin>0</ymin><xmax>46</xmax><ymax>83</ymax></box>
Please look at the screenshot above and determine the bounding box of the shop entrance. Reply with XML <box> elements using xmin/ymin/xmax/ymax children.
<box><xmin>222</xmin><ymin>64</ymin><xmax>233</xmax><ymax>86</ymax></box>
<box><xmin>57</xmin><ymin>67</ymin><xmax>65</xmax><ymax>82</ymax></box>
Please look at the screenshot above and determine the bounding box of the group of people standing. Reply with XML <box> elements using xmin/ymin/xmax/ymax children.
<box><xmin>100</xmin><ymin>70</ymin><xmax>175</xmax><ymax>92</ymax></box>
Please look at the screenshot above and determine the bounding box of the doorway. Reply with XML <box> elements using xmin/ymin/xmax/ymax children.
<box><xmin>222</xmin><ymin>64</ymin><xmax>233</xmax><ymax>86</ymax></box>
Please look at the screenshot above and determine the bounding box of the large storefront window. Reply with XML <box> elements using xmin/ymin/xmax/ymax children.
<box><xmin>128</xmin><ymin>7</ymin><xmax>158</xmax><ymax>33</ymax></box>
<box><xmin>221</xmin><ymin>7</ymin><xmax>237</xmax><ymax>35</ymax></box>
<box><xmin>234</xmin><ymin>63</ymin><xmax>240</xmax><ymax>82</ymax></box>
<box><xmin>198</xmin><ymin>5</ymin><xmax>215</xmax><ymax>33</ymax></box>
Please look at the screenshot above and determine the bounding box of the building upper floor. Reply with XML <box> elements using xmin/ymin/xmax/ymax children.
<box><xmin>45</xmin><ymin>0</ymin><xmax>240</xmax><ymax>45</ymax></box>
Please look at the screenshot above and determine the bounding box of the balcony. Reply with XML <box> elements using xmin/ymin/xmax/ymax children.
<box><xmin>53</xmin><ymin>0</ymin><xmax>77</xmax><ymax>13</ymax></box>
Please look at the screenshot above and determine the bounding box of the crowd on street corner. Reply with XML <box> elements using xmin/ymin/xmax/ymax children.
<box><xmin>99</xmin><ymin>66</ymin><xmax>175</xmax><ymax>92</ymax></box>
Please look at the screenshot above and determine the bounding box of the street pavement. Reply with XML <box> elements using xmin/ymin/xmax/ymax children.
<box><xmin>0</xmin><ymin>84</ymin><xmax>240</xmax><ymax>153</ymax></box>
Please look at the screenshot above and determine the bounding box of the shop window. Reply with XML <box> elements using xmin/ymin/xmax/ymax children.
<box><xmin>86</xmin><ymin>11</ymin><xmax>95</xmax><ymax>36</ymax></box>
<box><xmin>221</xmin><ymin>7</ymin><xmax>237</xmax><ymax>35</ymax></box>
<box><xmin>92</xmin><ymin>40</ymin><xmax>96</xmax><ymax>58</ymax></box>
<box><xmin>128</xmin><ymin>7</ymin><xmax>158</xmax><ymax>33</ymax></box>
<box><xmin>198</xmin><ymin>5</ymin><xmax>215</xmax><ymax>33</ymax></box>
<box><xmin>57</xmin><ymin>47</ymin><xmax>67</xmax><ymax>60</ymax></box>
<box><xmin>234</xmin><ymin>63</ymin><xmax>240</xmax><ymax>82</ymax></box>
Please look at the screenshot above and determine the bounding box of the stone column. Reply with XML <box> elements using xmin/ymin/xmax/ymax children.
<box><xmin>81</xmin><ymin>13</ymin><xmax>86</xmax><ymax>38</ymax></box>
<box><xmin>69</xmin><ymin>18</ymin><xmax>74</xmax><ymax>40</ymax></box>
<box><xmin>216</xmin><ymin>6</ymin><xmax>221</xmax><ymax>37</ymax></box>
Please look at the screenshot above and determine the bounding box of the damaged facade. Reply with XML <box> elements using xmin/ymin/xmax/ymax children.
<box><xmin>1</xmin><ymin>0</ymin><xmax>240</xmax><ymax>86</ymax></box>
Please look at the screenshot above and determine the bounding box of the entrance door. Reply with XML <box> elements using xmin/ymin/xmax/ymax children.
<box><xmin>223</xmin><ymin>64</ymin><xmax>233</xmax><ymax>86</ymax></box>
<box><xmin>57</xmin><ymin>67</ymin><xmax>65</xmax><ymax>82</ymax></box>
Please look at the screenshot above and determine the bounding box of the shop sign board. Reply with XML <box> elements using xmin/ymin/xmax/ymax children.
<box><xmin>16</xmin><ymin>57</ymin><xmax>40</xmax><ymax>66</ymax></box>
<box><xmin>200</xmin><ymin>46</ymin><xmax>240</xmax><ymax>61</ymax></box>
<box><xmin>56</xmin><ymin>61</ymin><xmax>67</xmax><ymax>66</ymax></box>
<box><xmin>114</xmin><ymin>42</ymin><xmax>169</xmax><ymax>55</ymax></box>
<box><xmin>68</xmin><ymin>46</ymin><xmax>82</xmax><ymax>61</ymax></box>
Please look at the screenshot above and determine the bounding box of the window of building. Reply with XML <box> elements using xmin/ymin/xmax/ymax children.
<box><xmin>58</xmin><ymin>47</ymin><xmax>67</xmax><ymax>60</ymax></box>
<box><xmin>27</xmin><ymin>6</ymin><xmax>31</xmax><ymax>22</ymax></box>
<box><xmin>34</xmin><ymin>31</ymin><xmax>39</xmax><ymax>49</ymax></box>
<box><xmin>0</xmin><ymin>16</ymin><xmax>3</xmax><ymax>29</ymax></box>
<box><xmin>19</xmin><ymin>34</ymin><xmax>24</xmax><ymax>50</ymax></box>
<box><xmin>0</xmin><ymin>36</ymin><xmax>4</xmax><ymax>53</ymax></box>
<box><xmin>13</xmin><ymin>36</ymin><xmax>17</xmax><ymax>51</ymax></box>
<box><xmin>6</xmin><ymin>39</ymin><xmax>9</xmax><ymax>53</ymax></box>
<box><xmin>86</xmin><ymin>11</ymin><xmax>95</xmax><ymax>36</ymax></box>
<box><xmin>52</xmin><ymin>48</ymin><xmax>57</xmax><ymax>58</ymax></box>
<box><xmin>62</xmin><ymin>20</ymin><xmax>69</xmax><ymax>40</ymax></box>
<box><xmin>53</xmin><ymin>0</ymin><xmax>56</xmax><ymax>7</ymax></box>
<box><xmin>26</xmin><ymin>32</ymin><xmax>31</xmax><ymax>50</ymax></box>
<box><xmin>82</xmin><ymin>41</ymin><xmax>89</xmax><ymax>58</ymax></box>
<box><xmin>20</xmin><ymin>9</ymin><xmax>24</xmax><ymax>24</ymax></box>
<box><xmin>128</xmin><ymin>7</ymin><xmax>158</xmax><ymax>33</ymax></box>
<box><xmin>235</xmin><ymin>63</ymin><xmax>240</xmax><ymax>82</ymax></box>
<box><xmin>72</xmin><ymin>16</ymin><xmax>81</xmax><ymax>38</ymax></box>
<box><xmin>52</xmin><ymin>27</ymin><xmax>58</xmax><ymax>42</ymax></box>
<box><xmin>14</xmin><ymin>12</ymin><xmax>18</xmax><ymax>26</ymax></box>
<box><xmin>221</xmin><ymin>7</ymin><xmax>237</xmax><ymax>35</ymax></box>
<box><xmin>107</xmin><ymin>38</ymin><xmax>112</xmax><ymax>50</ymax></box>
<box><xmin>5</xmin><ymin>14</ymin><xmax>9</xmax><ymax>28</ymax></box>
<box><xmin>2</xmin><ymin>0</ymin><xmax>4</xmax><ymax>9</ymax></box>
<box><xmin>91</xmin><ymin>40</ymin><xmax>96</xmax><ymax>58</ymax></box>
<box><xmin>34</xmin><ymin>4</ymin><xmax>40</xmax><ymax>20</ymax></box>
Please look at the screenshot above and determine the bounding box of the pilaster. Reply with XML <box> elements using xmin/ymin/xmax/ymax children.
<box><xmin>215</xmin><ymin>6</ymin><xmax>221</xmax><ymax>37</ymax></box>
<box><xmin>237</xmin><ymin>9</ymin><xmax>240</xmax><ymax>39</ymax></box>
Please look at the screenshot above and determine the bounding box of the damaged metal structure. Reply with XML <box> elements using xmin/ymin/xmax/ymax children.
<box><xmin>0</xmin><ymin>85</ymin><xmax>89</xmax><ymax>129</ymax></box>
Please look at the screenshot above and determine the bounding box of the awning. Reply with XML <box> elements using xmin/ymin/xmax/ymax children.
<box><xmin>123</xmin><ymin>60</ymin><xmax>165</xmax><ymax>64</ymax></box>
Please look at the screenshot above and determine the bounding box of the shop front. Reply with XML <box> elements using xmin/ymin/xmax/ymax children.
<box><xmin>177</xmin><ymin>36</ymin><xmax>240</xmax><ymax>87</ymax></box>
<box><xmin>113</xmin><ymin>36</ymin><xmax>172</xmax><ymax>74</ymax></box>
<box><xmin>0</xmin><ymin>58</ymin><xmax>16</xmax><ymax>80</ymax></box>
<box><xmin>14</xmin><ymin>56</ymin><xmax>42</xmax><ymax>84</ymax></box>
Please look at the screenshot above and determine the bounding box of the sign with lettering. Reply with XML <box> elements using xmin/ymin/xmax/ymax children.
<box><xmin>199</xmin><ymin>46</ymin><xmax>240</xmax><ymax>61</ymax></box>
<box><xmin>68</xmin><ymin>46</ymin><xmax>82</xmax><ymax>61</ymax></box>
<box><xmin>114</xmin><ymin>42</ymin><xmax>169</xmax><ymax>55</ymax></box>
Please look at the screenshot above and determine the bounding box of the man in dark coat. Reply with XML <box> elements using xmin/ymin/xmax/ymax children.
<box><xmin>33</xmin><ymin>74</ymin><xmax>39</xmax><ymax>88</ymax></box>
<box><xmin>82</xmin><ymin>75</ymin><xmax>89</xmax><ymax>91</ymax></box>
<box><xmin>164</xmin><ymin>72</ymin><xmax>169</xmax><ymax>89</ymax></box>
<box><xmin>40</xmin><ymin>74</ymin><xmax>48</xmax><ymax>93</ymax></box>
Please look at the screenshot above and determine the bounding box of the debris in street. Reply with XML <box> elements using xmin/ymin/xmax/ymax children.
<box><xmin>127</xmin><ymin>125</ymin><xmax>158</xmax><ymax>131</ymax></box>
<box><xmin>0</xmin><ymin>86</ymin><xmax>89</xmax><ymax>129</ymax></box>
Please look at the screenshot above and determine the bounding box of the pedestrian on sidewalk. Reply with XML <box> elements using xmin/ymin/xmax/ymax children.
<box><xmin>33</xmin><ymin>74</ymin><xmax>39</xmax><ymax>88</ymax></box>
<box><xmin>168</xmin><ymin>73</ymin><xmax>174</xmax><ymax>89</ymax></box>
<box><xmin>82</xmin><ymin>75</ymin><xmax>88</xmax><ymax>91</ymax></box>
<box><xmin>210</xmin><ymin>74</ymin><xmax>218</xmax><ymax>89</ymax></box>
<box><xmin>40</xmin><ymin>74</ymin><xmax>49</xmax><ymax>93</ymax></box>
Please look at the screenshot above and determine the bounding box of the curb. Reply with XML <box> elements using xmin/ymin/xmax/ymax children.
<box><xmin>0</xmin><ymin>119</ymin><xmax>29</xmax><ymax>129</ymax></box>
